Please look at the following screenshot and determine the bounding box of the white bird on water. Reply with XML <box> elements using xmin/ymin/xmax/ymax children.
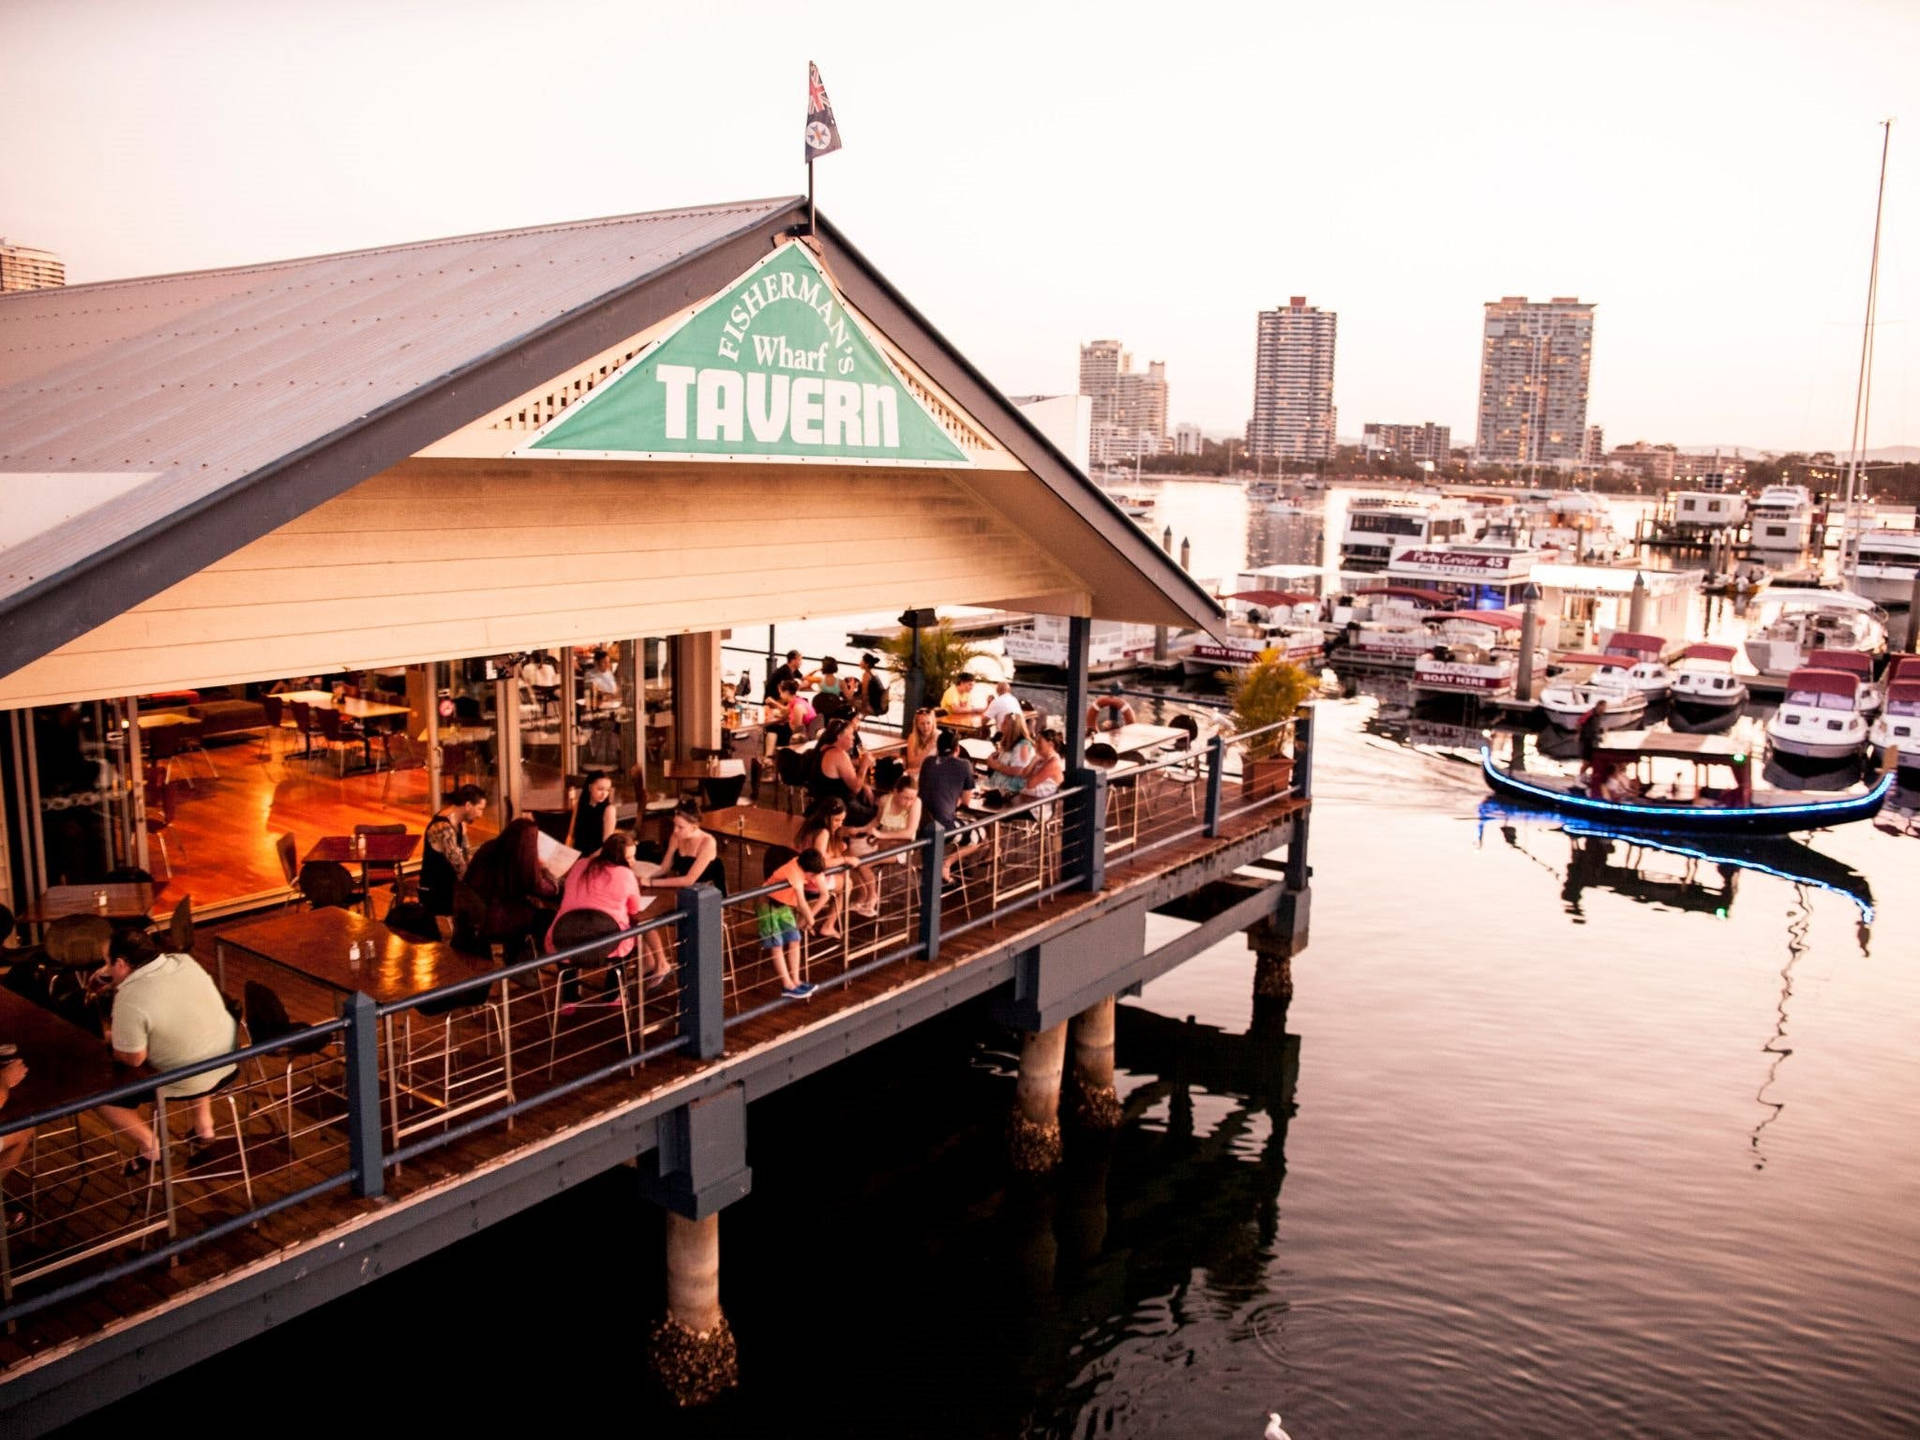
<box><xmin>1265</xmin><ymin>1414</ymin><xmax>1291</xmax><ymax>1440</ymax></box>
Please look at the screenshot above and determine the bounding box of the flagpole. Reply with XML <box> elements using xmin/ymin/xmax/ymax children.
<box><xmin>808</xmin><ymin>156</ymin><xmax>816</xmax><ymax>238</ymax></box>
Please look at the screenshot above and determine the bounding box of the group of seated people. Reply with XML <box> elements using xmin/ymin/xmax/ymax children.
<box><xmin>416</xmin><ymin>779</ymin><xmax>723</xmax><ymax>993</ymax></box>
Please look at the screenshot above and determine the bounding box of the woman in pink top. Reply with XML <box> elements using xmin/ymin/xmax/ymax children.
<box><xmin>549</xmin><ymin>833</ymin><xmax>663</xmax><ymax>978</ymax></box>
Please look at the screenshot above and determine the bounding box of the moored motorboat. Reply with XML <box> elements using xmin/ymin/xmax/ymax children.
<box><xmin>1742</xmin><ymin>590</ymin><xmax>1887</xmax><ymax>678</ymax></box>
<box><xmin>1481</xmin><ymin>731</ymin><xmax>1890</xmax><ymax>835</ymax></box>
<box><xmin>1867</xmin><ymin>677</ymin><xmax>1920</xmax><ymax>770</ymax></box>
<box><xmin>1597</xmin><ymin>631</ymin><xmax>1674</xmax><ymax>699</ymax></box>
<box><xmin>1539</xmin><ymin>657</ymin><xmax>1649</xmax><ymax>729</ymax></box>
<box><xmin>1765</xmin><ymin>667</ymin><xmax>1871</xmax><ymax>762</ymax></box>
<box><xmin>1668</xmin><ymin>643</ymin><xmax>1749</xmax><ymax>731</ymax></box>
<box><xmin>1176</xmin><ymin>590</ymin><xmax>1325</xmax><ymax>675</ymax></box>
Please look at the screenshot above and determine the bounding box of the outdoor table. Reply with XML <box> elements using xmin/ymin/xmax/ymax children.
<box><xmin>0</xmin><ymin>988</ymin><xmax>120</xmax><ymax>1127</ymax></box>
<box><xmin>19</xmin><ymin>882</ymin><xmax>156</xmax><ymax>931</ymax></box>
<box><xmin>1088</xmin><ymin>723</ymin><xmax>1186</xmax><ymax>759</ymax></box>
<box><xmin>700</xmin><ymin>806</ymin><xmax>801</xmax><ymax>891</ymax></box>
<box><xmin>213</xmin><ymin>907</ymin><xmax>513</xmax><ymax>1145</ymax></box>
<box><xmin>0</xmin><ymin>988</ymin><xmax>171</xmax><ymax>1292</ymax></box>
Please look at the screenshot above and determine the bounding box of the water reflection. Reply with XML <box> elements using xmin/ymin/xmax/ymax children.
<box><xmin>1477</xmin><ymin>804</ymin><xmax>1876</xmax><ymax>926</ymax></box>
<box><xmin>1749</xmin><ymin>890</ymin><xmax>1809</xmax><ymax>1171</ymax></box>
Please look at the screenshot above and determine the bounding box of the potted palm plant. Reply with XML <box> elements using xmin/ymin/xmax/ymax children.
<box><xmin>1222</xmin><ymin>649</ymin><xmax>1315</xmax><ymax>798</ymax></box>
<box><xmin>879</xmin><ymin>620</ymin><xmax>988</xmax><ymax>713</ymax></box>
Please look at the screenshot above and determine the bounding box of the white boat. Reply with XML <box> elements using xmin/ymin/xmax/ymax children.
<box><xmin>1337</xmin><ymin>491</ymin><xmax>1480</xmax><ymax>574</ymax></box>
<box><xmin>1766</xmin><ymin>667</ymin><xmax>1870</xmax><ymax>762</ymax></box>
<box><xmin>1665</xmin><ymin>489</ymin><xmax>1750</xmax><ymax>536</ymax></box>
<box><xmin>1001</xmin><ymin>615</ymin><xmax>1157</xmax><ymax>675</ymax></box>
<box><xmin>1597</xmin><ymin>632</ymin><xmax>1674</xmax><ymax>699</ymax></box>
<box><xmin>1540</xmin><ymin>658</ymin><xmax>1651</xmax><ymax>729</ymax></box>
<box><xmin>1868</xmin><ymin>675</ymin><xmax>1920</xmax><ymax>767</ymax></box>
<box><xmin>1668</xmin><ymin>644</ymin><xmax>1749</xmax><ymax>728</ymax></box>
<box><xmin>1741</xmin><ymin>590</ymin><xmax>1887</xmax><ymax>679</ymax></box>
<box><xmin>1748</xmin><ymin>485</ymin><xmax>1818</xmax><ymax>557</ymax></box>
<box><xmin>1176</xmin><ymin>589</ymin><xmax>1325</xmax><ymax>675</ymax></box>
<box><xmin>1409</xmin><ymin>612</ymin><xmax>1543</xmax><ymax>699</ymax></box>
<box><xmin>1514</xmin><ymin>490</ymin><xmax>1629</xmax><ymax>562</ymax></box>
<box><xmin>1852</xmin><ymin>527</ymin><xmax>1920</xmax><ymax>607</ymax></box>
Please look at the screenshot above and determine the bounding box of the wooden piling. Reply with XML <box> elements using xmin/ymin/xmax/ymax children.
<box><xmin>1011</xmin><ymin>1020</ymin><xmax>1069</xmax><ymax>1172</ymax></box>
<box><xmin>649</xmin><ymin>1212</ymin><xmax>739</xmax><ymax>1406</ymax></box>
<box><xmin>1069</xmin><ymin>995</ymin><xmax>1123</xmax><ymax>1131</ymax></box>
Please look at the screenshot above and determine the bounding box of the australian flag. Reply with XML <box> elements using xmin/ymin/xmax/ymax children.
<box><xmin>805</xmin><ymin>61</ymin><xmax>843</xmax><ymax>163</ymax></box>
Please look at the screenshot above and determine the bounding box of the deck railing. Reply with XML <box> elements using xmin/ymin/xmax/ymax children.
<box><xmin>0</xmin><ymin>712</ymin><xmax>1313</xmax><ymax>1327</ymax></box>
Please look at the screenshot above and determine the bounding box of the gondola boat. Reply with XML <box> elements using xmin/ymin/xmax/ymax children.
<box><xmin>1481</xmin><ymin>730</ymin><xmax>1891</xmax><ymax>835</ymax></box>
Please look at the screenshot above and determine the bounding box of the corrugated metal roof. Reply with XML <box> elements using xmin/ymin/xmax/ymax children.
<box><xmin>0</xmin><ymin>198</ymin><xmax>799</xmax><ymax>603</ymax></box>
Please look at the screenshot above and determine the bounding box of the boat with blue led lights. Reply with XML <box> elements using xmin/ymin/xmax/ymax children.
<box><xmin>1482</xmin><ymin>730</ymin><xmax>1892</xmax><ymax>836</ymax></box>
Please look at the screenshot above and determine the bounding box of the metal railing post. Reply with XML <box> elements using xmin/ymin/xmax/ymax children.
<box><xmin>345</xmin><ymin>991</ymin><xmax>384</xmax><ymax>1198</ymax></box>
<box><xmin>1203</xmin><ymin>734</ymin><xmax>1226</xmax><ymax>836</ymax></box>
<box><xmin>1071</xmin><ymin>768</ymin><xmax>1108</xmax><ymax>892</ymax></box>
<box><xmin>1293</xmin><ymin>707</ymin><xmax>1315</xmax><ymax>800</ymax></box>
<box><xmin>677</xmin><ymin>886</ymin><xmax>725</xmax><ymax>1060</ymax></box>
<box><xmin>918</xmin><ymin>828</ymin><xmax>945</xmax><ymax>964</ymax></box>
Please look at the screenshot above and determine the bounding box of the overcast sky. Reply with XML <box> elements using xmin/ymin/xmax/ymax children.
<box><xmin>5</xmin><ymin>0</ymin><xmax>1915</xmax><ymax>453</ymax></box>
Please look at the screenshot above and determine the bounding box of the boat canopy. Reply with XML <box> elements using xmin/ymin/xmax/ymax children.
<box><xmin>1773</xmin><ymin>589</ymin><xmax>1883</xmax><ymax>614</ymax></box>
<box><xmin>1890</xmin><ymin>654</ymin><xmax>1920</xmax><ymax>683</ymax></box>
<box><xmin>1351</xmin><ymin>586</ymin><xmax>1452</xmax><ymax>607</ymax></box>
<box><xmin>1591</xmin><ymin>729</ymin><xmax>1746</xmax><ymax>762</ymax></box>
<box><xmin>1604</xmin><ymin>632</ymin><xmax>1666</xmax><ymax>656</ymax></box>
<box><xmin>1885</xmin><ymin>679</ymin><xmax>1920</xmax><ymax>716</ymax></box>
<box><xmin>1432</xmin><ymin>610</ymin><xmax>1525</xmax><ymax>632</ymax></box>
<box><xmin>1554</xmin><ymin>652</ymin><xmax>1619</xmax><ymax>668</ymax></box>
<box><xmin>1679</xmin><ymin>643</ymin><xmax>1738</xmax><ymax>664</ymax></box>
<box><xmin>1806</xmin><ymin>649</ymin><xmax>1874</xmax><ymax>679</ymax></box>
<box><xmin>1784</xmin><ymin>668</ymin><xmax>1860</xmax><ymax>699</ymax></box>
<box><xmin>1224</xmin><ymin>590</ymin><xmax>1319</xmax><ymax>609</ymax></box>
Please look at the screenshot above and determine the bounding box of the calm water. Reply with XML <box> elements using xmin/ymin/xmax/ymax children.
<box><xmin>66</xmin><ymin>482</ymin><xmax>1920</xmax><ymax>1437</ymax></box>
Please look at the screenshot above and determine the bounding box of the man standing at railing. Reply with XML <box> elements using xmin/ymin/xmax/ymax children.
<box><xmin>93</xmin><ymin>930</ymin><xmax>237</xmax><ymax>1177</ymax></box>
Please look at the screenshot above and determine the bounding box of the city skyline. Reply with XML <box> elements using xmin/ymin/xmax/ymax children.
<box><xmin>3</xmin><ymin>0</ymin><xmax>1914</xmax><ymax>453</ymax></box>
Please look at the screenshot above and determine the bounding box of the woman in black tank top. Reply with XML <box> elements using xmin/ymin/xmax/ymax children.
<box><xmin>568</xmin><ymin>772</ymin><xmax>615</xmax><ymax>851</ymax></box>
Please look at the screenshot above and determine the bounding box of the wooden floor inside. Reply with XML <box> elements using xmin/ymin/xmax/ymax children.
<box><xmin>0</xmin><ymin>796</ymin><xmax>1303</xmax><ymax>1383</ymax></box>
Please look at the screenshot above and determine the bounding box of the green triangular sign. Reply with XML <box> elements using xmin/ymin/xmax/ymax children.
<box><xmin>521</xmin><ymin>244</ymin><xmax>969</xmax><ymax>466</ymax></box>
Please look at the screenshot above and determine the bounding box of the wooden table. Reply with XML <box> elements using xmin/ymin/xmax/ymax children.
<box><xmin>700</xmin><ymin>806</ymin><xmax>802</xmax><ymax>891</ymax></box>
<box><xmin>1089</xmin><ymin>723</ymin><xmax>1186</xmax><ymax>759</ymax></box>
<box><xmin>0</xmin><ymin>989</ymin><xmax>119</xmax><ymax>1128</ymax></box>
<box><xmin>304</xmin><ymin>833</ymin><xmax>420</xmax><ymax>866</ymax></box>
<box><xmin>18</xmin><ymin>883</ymin><xmax>156</xmax><ymax>928</ymax></box>
<box><xmin>214</xmin><ymin>908</ymin><xmax>513</xmax><ymax>1145</ymax></box>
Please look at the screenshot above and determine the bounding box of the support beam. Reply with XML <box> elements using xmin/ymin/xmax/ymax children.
<box><xmin>1069</xmin><ymin>995</ymin><xmax>1122</xmax><ymax>1130</ymax></box>
<box><xmin>1011</xmin><ymin>1020</ymin><xmax>1069</xmax><ymax>1173</ymax></box>
<box><xmin>649</xmin><ymin>1212</ymin><xmax>739</xmax><ymax>1407</ymax></box>
<box><xmin>671</xmin><ymin>631</ymin><xmax>722</xmax><ymax>760</ymax></box>
<box><xmin>1063</xmin><ymin>613</ymin><xmax>1091</xmax><ymax>761</ymax></box>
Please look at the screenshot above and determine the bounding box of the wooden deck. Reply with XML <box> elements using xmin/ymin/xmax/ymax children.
<box><xmin>0</xmin><ymin>792</ymin><xmax>1305</xmax><ymax>1410</ymax></box>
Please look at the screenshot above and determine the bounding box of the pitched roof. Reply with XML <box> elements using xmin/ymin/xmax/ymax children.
<box><xmin>0</xmin><ymin>200</ymin><xmax>1222</xmax><ymax>682</ymax></box>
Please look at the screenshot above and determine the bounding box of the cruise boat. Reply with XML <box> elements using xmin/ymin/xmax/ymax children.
<box><xmin>1668</xmin><ymin>644</ymin><xmax>1749</xmax><ymax>730</ymax></box>
<box><xmin>1539</xmin><ymin>657</ymin><xmax>1650</xmax><ymax>729</ymax></box>
<box><xmin>1001</xmin><ymin>615</ymin><xmax>1157</xmax><ymax>675</ymax></box>
<box><xmin>1515</xmin><ymin>490</ymin><xmax>1629</xmax><ymax>562</ymax></box>
<box><xmin>1868</xmin><ymin>677</ymin><xmax>1920</xmax><ymax>770</ymax></box>
<box><xmin>1765</xmin><ymin>667</ymin><xmax>1871</xmax><ymax>762</ymax></box>
<box><xmin>1337</xmin><ymin>491</ymin><xmax>1479</xmax><ymax>574</ymax></box>
<box><xmin>1597</xmin><ymin>632</ymin><xmax>1674</xmax><ymax>699</ymax></box>
<box><xmin>1741</xmin><ymin>590</ymin><xmax>1887</xmax><ymax>679</ymax></box>
<box><xmin>1482</xmin><ymin>730</ymin><xmax>1891</xmax><ymax>836</ymax></box>
<box><xmin>1327</xmin><ymin>587</ymin><xmax>1456</xmax><ymax>667</ymax></box>
<box><xmin>1747</xmin><ymin>485</ymin><xmax>1819</xmax><ymax>557</ymax></box>
<box><xmin>1176</xmin><ymin>590</ymin><xmax>1326</xmax><ymax>676</ymax></box>
<box><xmin>1852</xmin><ymin>527</ymin><xmax>1920</xmax><ymax>607</ymax></box>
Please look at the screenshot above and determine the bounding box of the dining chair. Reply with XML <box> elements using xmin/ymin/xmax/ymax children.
<box><xmin>545</xmin><ymin>909</ymin><xmax>635</xmax><ymax>1074</ymax></box>
<box><xmin>297</xmin><ymin>861</ymin><xmax>364</xmax><ymax>912</ymax></box>
<box><xmin>43</xmin><ymin>915</ymin><xmax>113</xmax><ymax>969</ymax></box>
<box><xmin>354</xmin><ymin>823</ymin><xmax>409</xmax><ymax>901</ymax></box>
<box><xmin>380</xmin><ymin>732</ymin><xmax>429</xmax><ymax>804</ymax></box>
<box><xmin>242</xmin><ymin>981</ymin><xmax>341</xmax><ymax>1159</ymax></box>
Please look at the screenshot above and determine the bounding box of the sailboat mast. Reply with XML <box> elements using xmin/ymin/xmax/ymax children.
<box><xmin>1840</xmin><ymin>119</ymin><xmax>1893</xmax><ymax>585</ymax></box>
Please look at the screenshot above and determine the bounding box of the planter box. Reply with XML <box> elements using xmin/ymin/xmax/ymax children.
<box><xmin>1244</xmin><ymin>754</ymin><xmax>1295</xmax><ymax>800</ymax></box>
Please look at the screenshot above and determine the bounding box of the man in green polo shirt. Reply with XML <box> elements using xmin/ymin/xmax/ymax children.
<box><xmin>96</xmin><ymin>930</ymin><xmax>237</xmax><ymax>1175</ymax></box>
